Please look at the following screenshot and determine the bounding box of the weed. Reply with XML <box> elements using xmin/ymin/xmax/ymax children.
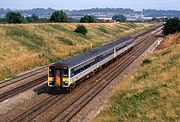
<box><xmin>49</xmin><ymin>24</ymin><xmax>72</xmax><ymax>34</ymax></box>
<box><xmin>134</xmin><ymin>71</ymin><xmax>149</xmax><ymax>82</ymax></box>
<box><xmin>127</xmin><ymin>23</ymin><xmax>138</xmax><ymax>28</ymax></box>
<box><xmin>163</xmin><ymin>53</ymin><xmax>180</xmax><ymax>71</ymax></box>
<box><xmin>0</xmin><ymin>67</ymin><xmax>15</xmax><ymax>80</ymax></box>
<box><xmin>141</xmin><ymin>59</ymin><xmax>152</xmax><ymax>66</ymax></box>
<box><xmin>155</xmin><ymin>49</ymin><xmax>171</xmax><ymax>57</ymax></box>
<box><xmin>56</xmin><ymin>36</ymin><xmax>73</xmax><ymax>45</ymax></box>
<box><xmin>98</xmin><ymin>27</ymin><xmax>109</xmax><ymax>34</ymax></box>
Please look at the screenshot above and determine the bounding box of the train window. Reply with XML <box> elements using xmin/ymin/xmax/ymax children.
<box><xmin>49</xmin><ymin>66</ymin><xmax>54</xmax><ymax>77</ymax></box>
<box><xmin>63</xmin><ymin>66</ymin><xmax>69</xmax><ymax>77</ymax></box>
<box><xmin>116</xmin><ymin>44</ymin><xmax>126</xmax><ymax>51</ymax></box>
<box><xmin>71</xmin><ymin>58</ymin><xmax>97</xmax><ymax>77</ymax></box>
<box><xmin>100</xmin><ymin>49</ymin><xmax>114</xmax><ymax>61</ymax></box>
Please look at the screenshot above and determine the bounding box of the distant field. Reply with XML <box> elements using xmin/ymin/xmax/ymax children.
<box><xmin>0</xmin><ymin>22</ymin><xmax>151</xmax><ymax>80</ymax></box>
<box><xmin>94</xmin><ymin>33</ymin><xmax>180</xmax><ymax>122</ymax></box>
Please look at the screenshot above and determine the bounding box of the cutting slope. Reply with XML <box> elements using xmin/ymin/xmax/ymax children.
<box><xmin>94</xmin><ymin>33</ymin><xmax>180</xmax><ymax>122</ymax></box>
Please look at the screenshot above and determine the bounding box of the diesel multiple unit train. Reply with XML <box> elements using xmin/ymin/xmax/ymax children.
<box><xmin>48</xmin><ymin>36</ymin><xmax>136</xmax><ymax>91</ymax></box>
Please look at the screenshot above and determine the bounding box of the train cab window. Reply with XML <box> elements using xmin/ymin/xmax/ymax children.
<box><xmin>49</xmin><ymin>66</ymin><xmax>54</xmax><ymax>77</ymax></box>
<box><xmin>63</xmin><ymin>66</ymin><xmax>69</xmax><ymax>77</ymax></box>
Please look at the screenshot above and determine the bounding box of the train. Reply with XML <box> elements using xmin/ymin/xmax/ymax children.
<box><xmin>48</xmin><ymin>36</ymin><xmax>136</xmax><ymax>92</ymax></box>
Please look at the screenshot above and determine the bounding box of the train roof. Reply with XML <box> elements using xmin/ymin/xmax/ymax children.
<box><xmin>55</xmin><ymin>36</ymin><xmax>134</xmax><ymax>68</ymax></box>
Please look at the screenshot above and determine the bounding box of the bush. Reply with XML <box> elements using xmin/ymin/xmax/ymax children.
<box><xmin>74</xmin><ymin>25</ymin><xmax>88</xmax><ymax>35</ymax></box>
<box><xmin>163</xmin><ymin>17</ymin><xmax>180</xmax><ymax>35</ymax></box>
<box><xmin>142</xmin><ymin>59</ymin><xmax>152</xmax><ymax>65</ymax></box>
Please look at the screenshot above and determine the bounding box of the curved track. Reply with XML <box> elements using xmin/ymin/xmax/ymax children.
<box><xmin>0</xmin><ymin>25</ymin><xmax>161</xmax><ymax>103</ymax></box>
<box><xmin>50</xmin><ymin>32</ymin><xmax>161</xmax><ymax>122</ymax></box>
<box><xmin>7</xmin><ymin>28</ymin><xmax>162</xmax><ymax>122</ymax></box>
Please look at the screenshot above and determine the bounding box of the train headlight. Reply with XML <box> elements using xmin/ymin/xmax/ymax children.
<box><xmin>63</xmin><ymin>79</ymin><xmax>69</xmax><ymax>86</ymax></box>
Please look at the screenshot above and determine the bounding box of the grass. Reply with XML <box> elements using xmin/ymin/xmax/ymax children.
<box><xmin>0</xmin><ymin>22</ymin><xmax>151</xmax><ymax>80</ymax></box>
<box><xmin>93</xmin><ymin>33</ymin><xmax>180</xmax><ymax>122</ymax></box>
<box><xmin>56</xmin><ymin>36</ymin><xmax>74</xmax><ymax>46</ymax></box>
<box><xmin>5</xmin><ymin>26</ymin><xmax>45</xmax><ymax>51</ymax></box>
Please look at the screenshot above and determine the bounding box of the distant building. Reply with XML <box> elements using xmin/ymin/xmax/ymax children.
<box><xmin>124</xmin><ymin>14</ymin><xmax>144</xmax><ymax>21</ymax></box>
<box><xmin>98</xmin><ymin>17</ymin><xmax>113</xmax><ymax>22</ymax></box>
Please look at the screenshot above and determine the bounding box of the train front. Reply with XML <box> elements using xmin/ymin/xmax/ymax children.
<box><xmin>48</xmin><ymin>64</ymin><xmax>70</xmax><ymax>89</ymax></box>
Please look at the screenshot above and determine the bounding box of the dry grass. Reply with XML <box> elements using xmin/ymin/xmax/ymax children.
<box><xmin>93</xmin><ymin>33</ymin><xmax>180</xmax><ymax>122</ymax></box>
<box><xmin>0</xmin><ymin>23</ymin><xmax>151</xmax><ymax>80</ymax></box>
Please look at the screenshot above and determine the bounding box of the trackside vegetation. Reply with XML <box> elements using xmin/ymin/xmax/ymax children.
<box><xmin>94</xmin><ymin>33</ymin><xmax>180</xmax><ymax>122</ymax></box>
<box><xmin>163</xmin><ymin>17</ymin><xmax>180</xmax><ymax>35</ymax></box>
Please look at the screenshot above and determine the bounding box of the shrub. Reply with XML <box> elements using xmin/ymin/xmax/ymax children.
<box><xmin>142</xmin><ymin>59</ymin><xmax>152</xmax><ymax>65</ymax></box>
<box><xmin>56</xmin><ymin>36</ymin><xmax>73</xmax><ymax>45</ymax></box>
<box><xmin>74</xmin><ymin>25</ymin><xmax>88</xmax><ymax>35</ymax></box>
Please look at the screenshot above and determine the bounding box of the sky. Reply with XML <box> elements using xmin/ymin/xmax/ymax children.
<box><xmin>0</xmin><ymin>0</ymin><xmax>180</xmax><ymax>10</ymax></box>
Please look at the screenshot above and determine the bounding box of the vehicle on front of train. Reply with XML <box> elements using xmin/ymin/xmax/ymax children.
<box><xmin>48</xmin><ymin>64</ymin><xmax>70</xmax><ymax>88</ymax></box>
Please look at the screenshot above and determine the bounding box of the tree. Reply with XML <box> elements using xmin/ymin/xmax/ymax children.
<box><xmin>74</xmin><ymin>25</ymin><xmax>88</xmax><ymax>35</ymax></box>
<box><xmin>50</xmin><ymin>10</ymin><xmax>69</xmax><ymax>22</ymax></box>
<box><xmin>112</xmin><ymin>15</ymin><xmax>126</xmax><ymax>22</ymax></box>
<box><xmin>163</xmin><ymin>17</ymin><xmax>180</xmax><ymax>35</ymax></box>
<box><xmin>5</xmin><ymin>11</ymin><xmax>26</xmax><ymax>23</ymax></box>
<box><xmin>0</xmin><ymin>18</ymin><xmax>6</xmax><ymax>23</ymax></box>
<box><xmin>26</xmin><ymin>14</ymin><xmax>39</xmax><ymax>23</ymax></box>
<box><xmin>80</xmin><ymin>15</ymin><xmax>97</xmax><ymax>23</ymax></box>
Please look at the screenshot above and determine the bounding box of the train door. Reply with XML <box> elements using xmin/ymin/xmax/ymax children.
<box><xmin>55</xmin><ymin>69</ymin><xmax>61</xmax><ymax>86</ymax></box>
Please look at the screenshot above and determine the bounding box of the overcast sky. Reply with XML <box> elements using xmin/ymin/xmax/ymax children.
<box><xmin>0</xmin><ymin>0</ymin><xmax>179</xmax><ymax>10</ymax></box>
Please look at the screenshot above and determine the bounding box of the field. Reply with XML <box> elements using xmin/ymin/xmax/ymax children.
<box><xmin>0</xmin><ymin>23</ymin><xmax>151</xmax><ymax>80</ymax></box>
<box><xmin>94</xmin><ymin>33</ymin><xmax>180</xmax><ymax>121</ymax></box>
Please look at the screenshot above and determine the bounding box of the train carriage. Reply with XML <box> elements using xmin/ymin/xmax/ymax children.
<box><xmin>48</xmin><ymin>37</ymin><xmax>135</xmax><ymax>92</ymax></box>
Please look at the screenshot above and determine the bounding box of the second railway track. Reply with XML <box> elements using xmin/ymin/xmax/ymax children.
<box><xmin>6</xmin><ymin>28</ymin><xmax>162</xmax><ymax>122</ymax></box>
<box><xmin>0</xmin><ymin>66</ymin><xmax>47</xmax><ymax>89</ymax></box>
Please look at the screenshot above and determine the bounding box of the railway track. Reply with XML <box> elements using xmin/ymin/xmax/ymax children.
<box><xmin>50</xmin><ymin>32</ymin><xmax>161</xmax><ymax>122</ymax></box>
<box><xmin>0</xmin><ymin>75</ymin><xmax>47</xmax><ymax>102</ymax></box>
<box><xmin>7</xmin><ymin>28</ymin><xmax>162</xmax><ymax>122</ymax></box>
<box><xmin>0</xmin><ymin>25</ymin><xmax>161</xmax><ymax>103</ymax></box>
<box><xmin>0</xmin><ymin>66</ymin><xmax>47</xmax><ymax>89</ymax></box>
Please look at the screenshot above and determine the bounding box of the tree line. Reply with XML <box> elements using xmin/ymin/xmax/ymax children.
<box><xmin>0</xmin><ymin>10</ymin><xmax>127</xmax><ymax>24</ymax></box>
<box><xmin>0</xmin><ymin>10</ymin><xmax>98</xmax><ymax>24</ymax></box>
<box><xmin>163</xmin><ymin>17</ymin><xmax>180</xmax><ymax>35</ymax></box>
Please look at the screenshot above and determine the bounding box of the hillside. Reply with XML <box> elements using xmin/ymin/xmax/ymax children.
<box><xmin>94</xmin><ymin>33</ymin><xmax>180</xmax><ymax>121</ymax></box>
<box><xmin>0</xmin><ymin>23</ymin><xmax>151</xmax><ymax>80</ymax></box>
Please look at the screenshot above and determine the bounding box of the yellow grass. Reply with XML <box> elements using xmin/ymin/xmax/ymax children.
<box><xmin>0</xmin><ymin>23</ymin><xmax>151</xmax><ymax>80</ymax></box>
<box><xmin>93</xmin><ymin>33</ymin><xmax>180</xmax><ymax>122</ymax></box>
